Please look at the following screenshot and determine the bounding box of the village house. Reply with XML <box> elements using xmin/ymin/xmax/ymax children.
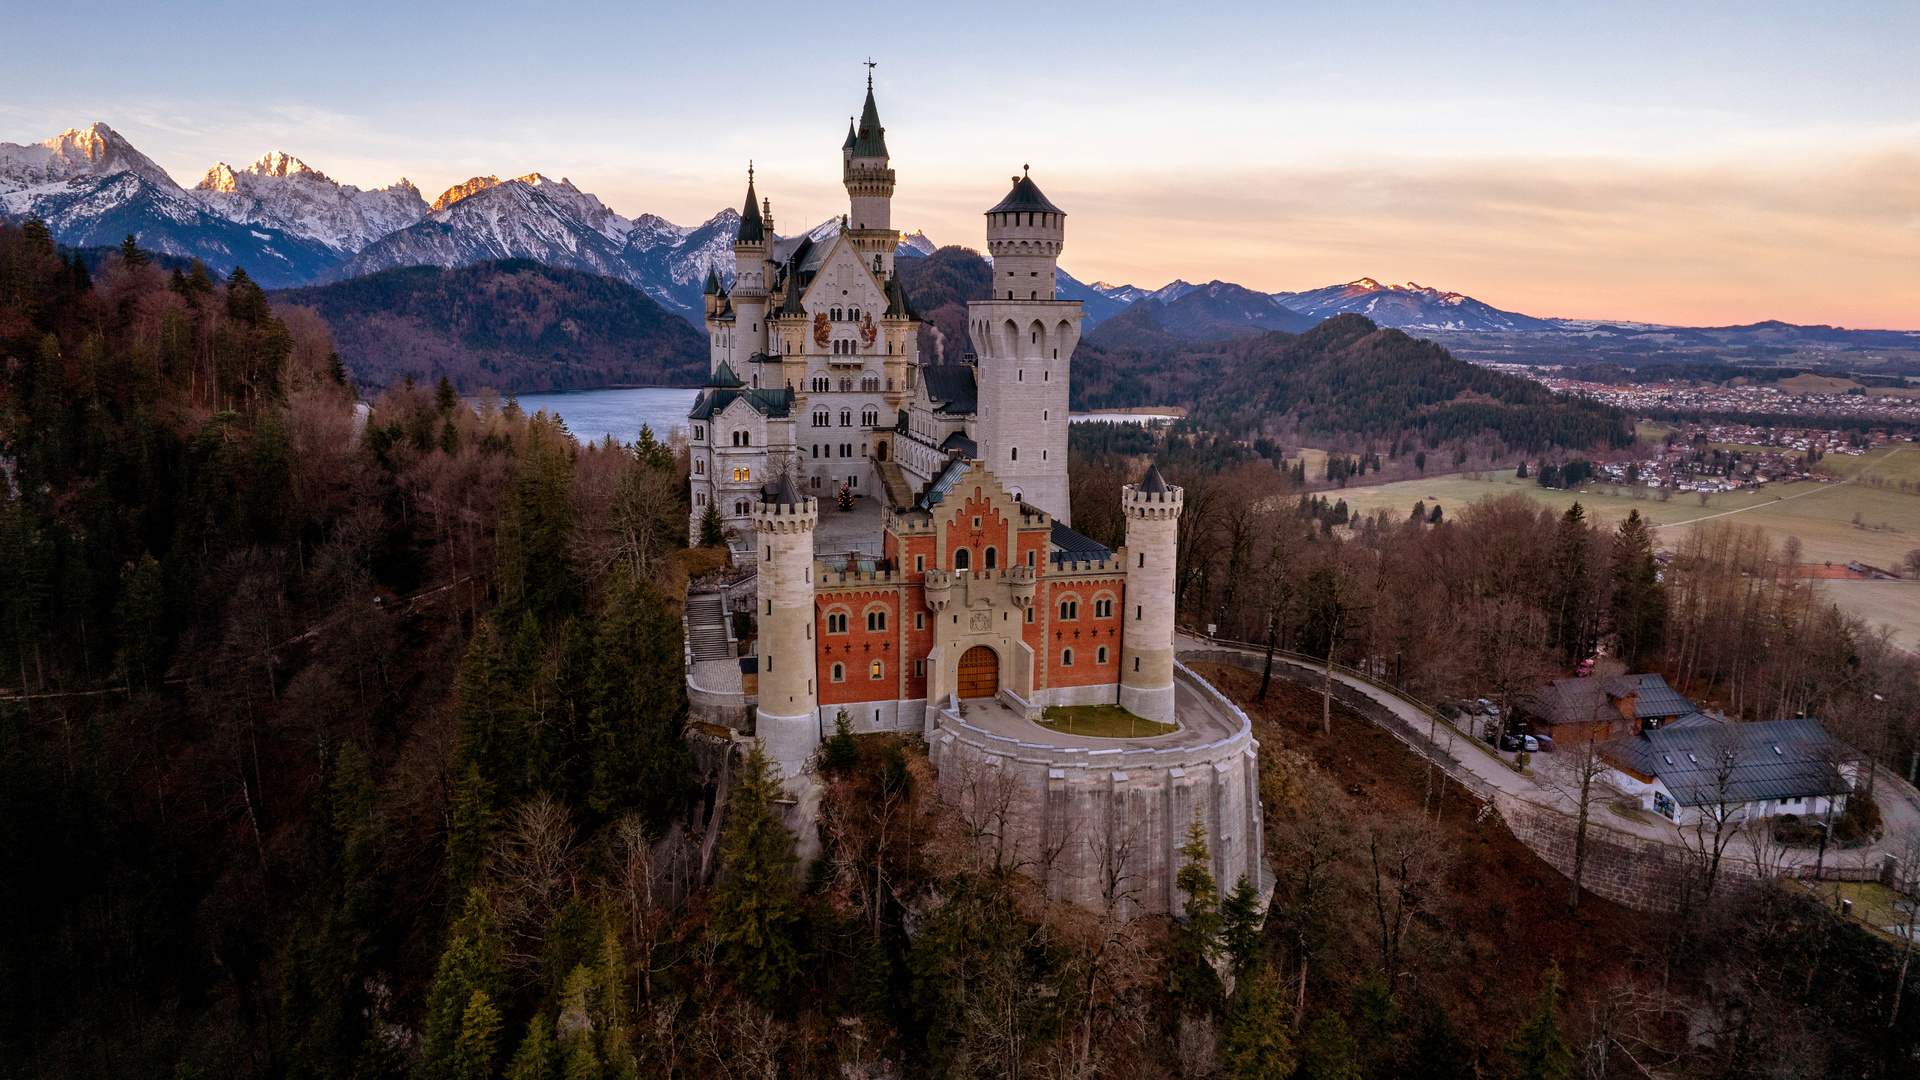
<box><xmin>1522</xmin><ymin>673</ymin><xmax>1694</xmax><ymax>743</ymax></box>
<box><xmin>1599</xmin><ymin>715</ymin><xmax>1856</xmax><ymax>825</ymax></box>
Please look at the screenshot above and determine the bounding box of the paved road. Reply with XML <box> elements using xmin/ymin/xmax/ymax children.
<box><xmin>1648</xmin><ymin>478</ymin><xmax>1850</xmax><ymax>531</ymax></box>
<box><xmin>1180</xmin><ymin>634</ymin><xmax>1920</xmax><ymax>871</ymax></box>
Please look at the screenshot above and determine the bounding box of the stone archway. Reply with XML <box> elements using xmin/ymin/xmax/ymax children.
<box><xmin>957</xmin><ymin>646</ymin><xmax>999</xmax><ymax>699</ymax></box>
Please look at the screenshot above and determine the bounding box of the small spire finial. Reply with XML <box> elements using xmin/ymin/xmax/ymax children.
<box><xmin>865</xmin><ymin>58</ymin><xmax>876</xmax><ymax>88</ymax></box>
<box><xmin>1023</xmin><ymin>164</ymin><xmax>1030</xmax><ymax>176</ymax></box>
<box><xmin>747</xmin><ymin>160</ymin><xmax>754</xmax><ymax>183</ymax></box>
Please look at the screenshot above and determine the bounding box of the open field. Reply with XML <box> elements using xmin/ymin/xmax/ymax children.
<box><xmin>1818</xmin><ymin>443</ymin><xmax>1920</xmax><ymax>485</ymax></box>
<box><xmin>1290</xmin><ymin>447</ymin><xmax>1329</xmax><ymax>480</ymax></box>
<box><xmin>1774</xmin><ymin>373</ymin><xmax>1862</xmax><ymax>394</ymax></box>
<box><xmin>1816</xmin><ymin>581</ymin><xmax>1920</xmax><ymax>651</ymax></box>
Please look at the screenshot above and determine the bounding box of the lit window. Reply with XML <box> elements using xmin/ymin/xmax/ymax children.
<box><xmin>733</xmin><ymin>467</ymin><xmax>750</xmax><ymax>483</ymax></box>
<box><xmin>870</xmin><ymin>660</ymin><xmax>884</xmax><ymax>679</ymax></box>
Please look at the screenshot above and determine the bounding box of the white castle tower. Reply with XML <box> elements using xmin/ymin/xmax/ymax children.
<box><xmin>752</xmin><ymin>474</ymin><xmax>820</xmax><ymax>777</ymax></box>
<box><xmin>843</xmin><ymin>74</ymin><xmax>898</xmax><ymax>280</ymax></box>
<box><xmin>731</xmin><ymin>169</ymin><xmax>769</xmax><ymax>361</ymax></box>
<box><xmin>969</xmin><ymin>168</ymin><xmax>1081</xmax><ymax>522</ymax></box>
<box><xmin>1118</xmin><ymin>465</ymin><xmax>1182</xmax><ymax>723</ymax></box>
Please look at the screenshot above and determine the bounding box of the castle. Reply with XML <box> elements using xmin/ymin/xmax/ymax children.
<box><xmin>685</xmin><ymin>80</ymin><xmax>1265</xmax><ymax>915</ymax></box>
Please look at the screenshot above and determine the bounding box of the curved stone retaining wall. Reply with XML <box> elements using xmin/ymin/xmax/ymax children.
<box><xmin>928</xmin><ymin>663</ymin><xmax>1265</xmax><ymax>918</ymax></box>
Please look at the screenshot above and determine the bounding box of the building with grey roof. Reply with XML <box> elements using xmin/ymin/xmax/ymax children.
<box><xmin>1599</xmin><ymin>716</ymin><xmax>1856</xmax><ymax>825</ymax></box>
<box><xmin>1523</xmin><ymin>672</ymin><xmax>1694</xmax><ymax>742</ymax></box>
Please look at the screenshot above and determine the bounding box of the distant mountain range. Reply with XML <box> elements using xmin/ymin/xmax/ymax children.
<box><xmin>5</xmin><ymin>122</ymin><xmax>1912</xmax><ymax>355</ymax></box>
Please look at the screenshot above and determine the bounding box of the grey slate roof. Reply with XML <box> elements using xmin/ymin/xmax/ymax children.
<box><xmin>915</xmin><ymin>459</ymin><xmax>970</xmax><ymax>510</ymax></box>
<box><xmin>921</xmin><ymin>365</ymin><xmax>977</xmax><ymax>415</ymax></box>
<box><xmin>1525</xmin><ymin>673</ymin><xmax>1693</xmax><ymax>727</ymax></box>
<box><xmin>987</xmin><ymin>172</ymin><xmax>1064</xmax><ymax>216</ymax></box>
<box><xmin>1137</xmin><ymin>464</ymin><xmax>1169</xmax><ymax>493</ymax></box>
<box><xmin>1050</xmin><ymin>522</ymin><xmax>1113</xmax><ymax>565</ymax></box>
<box><xmin>760</xmin><ymin>472</ymin><xmax>803</xmax><ymax>508</ymax></box>
<box><xmin>688</xmin><ymin>385</ymin><xmax>793</xmax><ymax>420</ymax></box>
<box><xmin>940</xmin><ymin>432</ymin><xmax>977</xmax><ymax>458</ymax></box>
<box><xmin>736</xmin><ymin>177</ymin><xmax>764</xmax><ymax>243</ymax></box>
<box><xmin>1621</xmin><ymin>717</ymin><xmax>1853</xmax><ymax>808</ymax></box>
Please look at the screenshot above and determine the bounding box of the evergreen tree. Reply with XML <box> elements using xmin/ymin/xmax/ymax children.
<box><xmin>119</xmin><ymin>234</ymin><xmax>148</xmax><ymax>266</ymax></box>
<box><xmin>1608</xmin><ymin>510</ymin><xmax>1667</xmax><ymax>669</ymax></box>
<box><xmin>436</xmin><ymin>375</ymin><xmax>459</xmax><ymax>414</ymax></box>
<box><xmin>1414</xmin><ymin>451</ymin><xmax>1426</xmax><ymax>474</ymax></box>
<box><xmin>445</xmin><ymin>763</ymin><xmax>495</xmax><ymax>904</ymax></box>
<box><xmin>585</xmin><ymin>571</ymin><xmax>691</xmax><ymax>829</ymax></box>
<box><xmin>328</xmin><ymin>351</ymin><xmax>350</xmax><ymax>387</ymax></box>
<box><xmin>822</xmin><ymin>709</ymin><xmax>859</xmax><ymax>775</ymax></box>
<box><xmin>1221</xmin><ymin>969</ymin><xmax>1294</xmax><ymax>1080</ymax></box>
<box><xmin>1173</xmin><ymin>808</ymin><xmax>1225</xmax><ymax>1009</ymax></box>
<box><xmin>1508</xmin><ymin>965</ymin><xmax>1572</xmax><ymax>1080</ymax></box>
<box><xmin>418</xmin><ymin>891</ymin><xmax>508</xmax><ymax>1080</ymax></box>
<box><xmin>497</xmin><ymin>417</ymin><xmax>581</xmax><ymax>624</ymax></box>
<box><xmin>698</xmin><ymin>500</ymin><xmax>725</xmax><ymax>548</ymax></box>
<box><xmin>68</xmin><ymin>251</ymin><xmax>92</xmax><ymax>292</ymax></box>
<box><xmin>1515</xmin><ymin>460</ymin><xmax>1528</xmax><ymax>479</ymax></box>
<box><xmin>448</xmin><ymin>991</ymin><xmax>503</xmax><ymax>1080</ymax></box>
<box><xmin>441</xmin><ymin>417</ymin><xmax>461</xmax><ymax>455</ymax></box>
<box><xmin>1405</xmin><ymin>1007</ymin><xmax>1471</xmax><ymax>1080</ymax></box>
<box><xmin>710</xmin><ymin>742</ymin><xmax>799</xmax><ymax>1004</ymax></box>
<box><xmin>632</xmin><ymin>424</ymin><xmax>672</xmax><ymax>471</ymax></box>
<box><xmin>556</xmin><ymin>965</ymin><xmax>602</xmax><ymax>1080</ymax></box>
<box><xmin>1544</xmin><ymin>503</ymin><xmax>1594</xmax><ymax>663</ymax></box>
<box><xmin>1220</xmin><ymin>875</ymin><xmax>1263</xmax><ymax>986</ymax></box>
<box><xmin>505</xmin><ymin>1015</ymin><xmax>560</xmax><ymax>1080</ymax></box>
<box><xmin>837</xmin><ymin>481</ymin><xmax>854</xmax><ymax>511</ymax></box>
<box><xmin>1300</xmin><ymin>1010</ymin><xmax>1361</xmax><ymax>1080</ymax></box>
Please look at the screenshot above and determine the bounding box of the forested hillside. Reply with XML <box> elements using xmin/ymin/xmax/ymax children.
<box><xmin>272</xmin><ymin>259</ymin><xmax>708</xmax><ymax>394</ymax></box>
<box><xmin>897</xmin><ymin>245</ymin><xmax>990</xmax><ymax>364</ymax></box>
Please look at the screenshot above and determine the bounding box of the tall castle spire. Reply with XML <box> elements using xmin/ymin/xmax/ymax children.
<box><xmin>844</xmin><ymin>68</ymin><xmax>898</xmax><ymax>278</ymax></box>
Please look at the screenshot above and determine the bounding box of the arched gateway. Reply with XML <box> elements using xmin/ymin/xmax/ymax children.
<box><xmin>957</xmin><ymin>646</ymin><xmax>999</xmax><ymax>699</ymax></box>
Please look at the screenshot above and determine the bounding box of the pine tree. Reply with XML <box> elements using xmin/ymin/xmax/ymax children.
<box><xmin>1173</xmin><ymin>808</ymin><xmax>1225</xmax><ymax>1009</ymax></box>
<box><xmin>436</xmin><ymin>375</ymin><xmax>459</xmax><ymax>414</ymax></box>
<box><xmin>445</xmin><ymin>763</ymin><xmax>495</xmax><ymax>904</ymax></box>
<box><xmin>556</xmin><ymin>965</ymin><xmax>602</xmax><ymax>1080</ymax></box>
<box><xmin>709</xmin><ymin>742</ymin><xmax>799</xmax><ymax>1005</ymax></box>
<box><xmin>1220</xmin><ymin>874</ymin><xmax>1263</xmax><ymax>986</ymax></box>
<box><xmin>837</xmin><ymin>481</ymin><xmax>854</xmax><ymax>511</ymax></box>
<box><xmin>1405</xmin><ymin>1008</ymin><xmax>1471</xmax><ymax>1080</ymax></box>
<box><xmin>1544</xmin><ymin>503</ymin><xmax>1594</xmax><ymax>663</ymax></box>
<box><xmin>328</xmin><ymin>351</ymin><xmax>350</xmax><ymax>387</ymax></box>
<box><xmin>1515</xmin><ymin>460</ymin><xmax>1528</xmax><ymax>479</ymax></box>
<box><xmin>498</xmin><ymin>417</ymin><xmax>581</xmax><ymax>624</ymax></box>
<box><xmin>632</xmin><ymin>424</ymin><xmax>672</xmax><ymax>471</ymax></box>
<box><xmin>505</xmin><ymin>1014</ymin><xmax>560</xmax><ymax>1080</ymax></box>
<box><xmin>586</xmin><ymin>571</ymin><xmax>692</xmax><ymax>829</ymax></box>
<box><xmin>449</xmin><ymin>990</ymin><xmax>503</xmax><ymax>1080</ymax></box>
<box><xmin>1508</xmin><ymin>965</ymin><xmax>1572</xmax><ymax>1080</ymax></box>
<box><xmin>1222</xmin><ymin>969</ymin><xmax>1295</xmax><ymax>1080</ymax></box>
<box><xmin>441</xmin><ymin>417</ymin><xmax>461</xmax><ymax>455</ymax></box>
<box><xmin>822</xmin><ymin>708</ymin><xmax>859</xmax><ymax>774</ymax></box>
<box><xmin>418</xmin><ymin>891</ymin><xmax>508</xmax><ymax>1080</ymax></box>
<box><xmin>119</xmin><ymin>233</ymin><xmax>148</xmax><ymax>266</ymax></box>
<box><xmin>698</xmin><ymin>500</ymin><xmax>725</xmax><ymax>548</ymax></box>
<box><xmin>1300</xmin><ymin>1010</ymin><xmax>1361</xmax><ymax>1080</ymax></box>
<box><xmin>1414</xmin><ymin>451</ymin><xmax>1426</xmax><ymax>474</ymax></box>
<box><xmin>1609</xmin><ymin>510</ymin><xmax>1667</xmax><ymax>669</ymax></box>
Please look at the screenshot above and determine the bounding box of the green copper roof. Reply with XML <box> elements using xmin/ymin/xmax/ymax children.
<box><xmin>851</xmin><ymin>88</ymin><xmax>888</xmax><ymax>159</ymax></box>
<box><xmin>707</xmin><ymin>361</ymin><xmax>744</xmax><ymax>388</ymax></box>
<box><xmin>736</xmin><ymin>174</ymin><xmax>764</xmax><ymax>243</ymax></box>
<box><xmin>843</xmin><ymin>117</ymin><xmax>856</xmax><ymax>150</ymax></box>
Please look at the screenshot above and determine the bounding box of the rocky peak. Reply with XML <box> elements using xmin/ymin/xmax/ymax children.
<box><xmin>432</xmin><ymin>176</ymin><xmax>501</xmax><ymax>211</ymax></box>
<box><xmin>0</xmin><ymin>121</ymin><xmax>179</xmax><ymax>193</ymax></box>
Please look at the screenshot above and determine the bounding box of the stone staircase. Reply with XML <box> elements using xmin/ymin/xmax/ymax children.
<box><xmin>686</xmin><ymin>594</ymin><xmax>733</xmax><ymax>662</ymax></box>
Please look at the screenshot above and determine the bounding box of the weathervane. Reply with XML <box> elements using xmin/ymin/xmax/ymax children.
<box><xmin>865</xmin><ymin>58</ymin><xmax>876</xmax><ymax>87</ymax></box>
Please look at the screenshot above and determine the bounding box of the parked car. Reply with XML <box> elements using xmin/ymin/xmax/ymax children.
<box><xmin>1497</xmin><ymin>732</ymin><xmax>1526</xmax><ymax>752</ymax></box>
<box><xmin>1533</xmin><ymin>733</ymin><xmax>1555</xmax><ymax>753</ymax></box>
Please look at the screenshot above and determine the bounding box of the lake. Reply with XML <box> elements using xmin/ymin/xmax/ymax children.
<box><xmin>514</xmin><ymin>387</ymin><xmax>700</xmax><ymax>446</ymax></box>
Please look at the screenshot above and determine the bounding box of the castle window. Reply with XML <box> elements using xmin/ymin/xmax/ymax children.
<box><xmin>915</xmin><ymin>611</ymin><xmax>924</xmax><ymax>629</ymax></box>
<box><xmin>841</xmin><ymin>409</ymin><xmax>853</xmax><ymax>427</ymax></box>
<box><xmin>812</xmin><ymin>477</ymin><xmax>821</xmax><ymax>489</ymax></box>
<box><xmin>915</xmin><ymin>659</ymin><xmax>926</xmax><ymax>677</ymax></box>
<box><xmin>1061</xmin><ymin>648</ymin><xmax>1074</xmax><ymax>666</ymax></box>
<box><xmin>732</xmin><ymin>467</ymin><xmax>750</xmax><ymax>483</ymax></box>
<box><xmin>1010</xmin><ymin>447</ymin><xmax>1018</xmax><ymax>461</ymax></box>
<box><xmin>1027</xmin><ymin>550</ymin><xmax>1035</xmax><ymax>566</ymax></box>
<box><xmin>811</xmin><ymin>445</ymin><xmax>819</xmax><ymax>458</ymax></box>
<box><xmin>812</xmin><ymin>377</ymin><xmax>829</xmax><ymax>392</ymax></box>
<box><xmin>694</xmin><ymin>460</ymin><xmax>705</xmax><ymax>475</ymax></box>
<box><xmin>954</xmin><ymin>549</ymin><xmax>971</xmax><ymax>571</ymax></box>
<box><xmin>695</xmin><ymin>492</ymin><xmax>706</xmax><ymax>506</ymax></box>
<box><xmin>861</xmin><ymin>376</ymin><xmax>880</xmax><ymax>392</ymax></box>
<box><xmin>827</xmin><ymin>612</ymin><xmax>848</xmax><ymax>634</ymax></box>
<box><xmin>867</xmin><ymin>610</ymin><xmax>887</xmax><ymax>631</ymax></box>
<box><xmin>1134</xmin><ymin>656</ymin><xmax>1140</xmax><ymax>672</ymax></box>
<box><xmin>915</xmin><ymin>555</ymin><xmax>925</xmax><ymax>572</ymax></box>
<box><xmin>1026</xmin><ymin>607</ymin><xmax>1034</xmax><ymax>623</ymax></box>
<box><xmin>831</xmin><ymin>663</ymin><xmax>845</xmax><ymax>682</ymax></box>
<box><xmin>832</xmin><ymin>307</ymin><xmax>842</xmax><ymax>321</ymax></box>
<box><xmin>984</xmin><ymin>547</ymin><xmax>997</xmax><ymax>569</ymax></box>
<box><xmin>693</xmin><ymin>425</ymin><xmax>705</xmax><ymax>440</ymax></box>
<box><xmin>1095</xmin><ymin>599</ymin><xmax>1112</xmax><ymax>618</ymax></box>
<box><xmin>1097</xmin><ymin>646</ymin><xmax>1108</xmax><ymax>664</ymax></box>
<box><xmin>1136</xmin><ymin>605</ymin><xmax>1142</xmax><ymax>620</ymax></box>
<box><xmin>862</xmin><ymin>409</ymin><xmax>878</xmax><ymax>426</ymax></box>
<box><xmin>737</xmin><ymin>500</ymin><xmax>750</xmax><ymax>514</ymax></box>
<box><xmin>870</xmin><ymin>659</ymin><xmax>884</xmax><ymax>679</ymax></box>
<box><xmin>1060</xmin><ymin>600</ymin><xmax>1078</xmax><ymax>620</ymax></box>
<box><xmin>813</xmin><ymin>410</ymin><xmax>829</xmax><ymax>427</ymax></box>
<box><xmin>860</xmin><ymin>443</ymin><xmax>868</xmax><ymax>458</ymax></box>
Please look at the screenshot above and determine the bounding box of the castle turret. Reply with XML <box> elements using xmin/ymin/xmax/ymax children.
<box><xmin>732</xmin><ymin>169</ymin><xmax>769</xmax><ymax>357</ymax></box>
<box><xmin>968</xmin><ymin>169</ymin><xmax>1081</xmax><ymax>521</ymax></box>
<box><xmin>752</xmin><ymin>474</ymin><xmax>820</xmax><ymax>777</ymax></box>
<box><xmin>843</xmin><ymin>78</ymin><xmax>898</xmax><ymax>280</ymax></box>
<box><xmin>1118</xmin><ymin>465</ymin><xmax>1181</xmax><ymax>723</ymax></box>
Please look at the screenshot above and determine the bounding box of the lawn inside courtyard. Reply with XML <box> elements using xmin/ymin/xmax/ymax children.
<box><xmin>1038</xmin><ymin>704</ymin><xmax>1178</xmax><ymax>739</ymax></box>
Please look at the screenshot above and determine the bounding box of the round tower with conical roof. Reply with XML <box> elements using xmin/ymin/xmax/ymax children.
<box><xmin>1118</xmin><ymin>465</ymin><xmax>1182</xmax><ymax>723</ymax></box>
<box><xmin>968</xmin><ymin>169</ymin><xmax>1082</xmax><ymax>522</ymax></box>
<box><xmin>752</xmin><ymin>474</ymin><xmax>821</xmax><ymax>777</ymax></box>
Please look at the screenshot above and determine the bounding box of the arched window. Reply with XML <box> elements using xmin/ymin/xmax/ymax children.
<box><xmin>695</xmin><ymin>492</ymin><xmax>706</xmax><ymax>506</ymax></box>
<box><xmin>732</xmin><ymin>467</ymin><xmax>750</xmax><ymax>482</ymax></box>
<box><xmin>827</xmin><ymin>612</ymin><xmax>848</xmax><ymax>634</ymax></box>
<box><xmin>862</xmin><ymin>408</ymin><xmax>879</xmax><ymax>427</ymax></box>
<box><xmin>870</xmin><ymin>659</ymin><xmax>884</xmax><ymax>678</ymax></box>
<box><xmin>1010</xmin><ymin>447</ymin><xmax>1018</xmax><ymax>461</ymax></box>
<box><xmin>694</xmin><ymin>460</ymin><xmax>704</xmax><ymax>475</ymax></box>
<box><xmin>866</xmin><ymin>609</ymin><xmax>887</xmax><ymax>631</ymax></box>
<box><xmin>693</xmin><ymin>425</ymin><xmax>705</xmax><ymax>440</ymax></box>
<box><xmin>1097</xmin><ymin>646</ymin><xmax>1108</xmax><ymax>664</ymax></box>
<box><xmin>984</xmin><ymin>547</ymin><xmax>997</xmax><ymax>569</ymax></box>
<box><xmin>840</xmin><ymin>409</ymin><xmax>853</xmax><ymax>427</ymax></box>
<box><xmin>1059</xmin><ymin>600</ymin><xmax>1078</xmax><ymax>620</ymax></box>
<box><xmin>734</xmin><ymin>499</ymin><xmax>749</xmax><ymax>514</ymax></box>
<box><xmin>1094</xmin><ymin>598</ymin><xmax>1113</xmax><ymax>618</ymax></box>
<box><xmin>831</xmin><ymin>663</ymin><xmax>845</xmax><ymax>682</ymax></box>
<box><xmin>813</xmin><ymin>410</ymin><xmax>829</xmax><ymax>427</ymax></box>
<box><xmin>1061</xmin><ymin>648</ymin><xmax>1074</xmax><ymax>666</ymax></box>
<box><xmin>954</xmin><ymin>549</ymin><xmax>971</xmax><ymax>571</ymax></box>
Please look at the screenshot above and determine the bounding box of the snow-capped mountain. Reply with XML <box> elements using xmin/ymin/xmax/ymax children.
<box><xmin>622</xmin><ymin>208</ymin><xmax>745</xmax><ymax>319</ymax></box>
<box><xmin>0</xmin><ymin>123</ymin><xmax>177</xmax><ymax>191</ymax></box>
<box><xmin>1276</xmin><ymin>278</ymin><xmax>1550</xmax><ymax>332</ymax></box>
<box><xmin>1054</xmin><ymin>269</ymin><xmax>1130</xmax><ymax>326</ymax></box>
<box><xmin>896</xmin><ymin>230</ymin><xmax>937</xmax><ymax>258</ymax></box>
<box><xmin>1086</xmin><ymin>281</ymin><xmax>1155</xmax><ymax>305</ymax></box>
<box><xmin>195</xmin><ymin>152</ymin><xmax>426</xmax><ymax>254</ymax></box>
<box><xmin>328</xmin><ymin>174</ymin><xmax>635</xmax><ymax>285</ymax></box>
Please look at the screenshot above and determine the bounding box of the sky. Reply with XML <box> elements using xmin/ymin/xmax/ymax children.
<box><xmin>3</xmin><ymin>0</ymin><xmax>1916</xmax><ymax>328</ymax></box>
